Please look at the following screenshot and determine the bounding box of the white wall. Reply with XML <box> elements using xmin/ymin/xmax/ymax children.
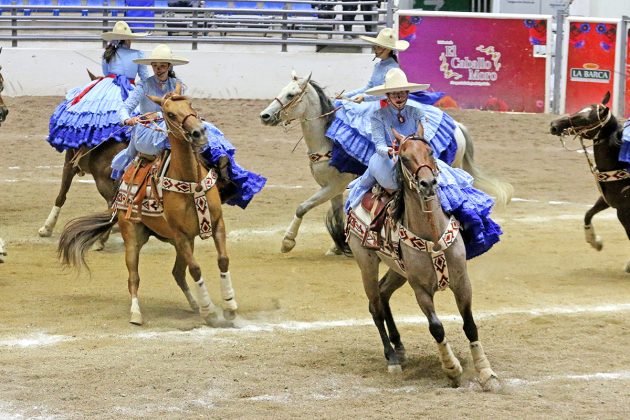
<box><xmin>0</xmin><ymin>47</ymin><xmax>374</xmax><ymax>99</ymax></box>
<box><xmin>570</xmin><ymin>0</ymin><xmax>630</xmax><ymax>18</ymax></box>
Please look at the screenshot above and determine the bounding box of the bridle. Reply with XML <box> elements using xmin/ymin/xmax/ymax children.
<box><xmin>396</xmin><ymin>134</ymin><xmax>439</xmax><ymax>213</ymax></box>
<box><xmin>161</xmin><ymin>96</ymin><xmax>202</xmax><ymax>146</ymax></box>
<box><xmin>272</xmin><ymin>74</ymin><xmax>341</xmax><ymax>127</ymax></box>
<box><xmin>562</xmin><ymin>103</ymin><xmax>613</xmax><ymax>144</ymax></box>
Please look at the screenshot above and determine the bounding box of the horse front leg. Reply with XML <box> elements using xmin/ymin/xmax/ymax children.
<box><xmin>173</xmin><ymin>233</ymin><xmax>220</xmax><ymax>326</ymax></box>
<box><xmin>584</xmin><ymin>196</ymin><xmax>609</xmax><ymax>251</ymax></box>
<box><xmin>614</xmin><ymin>208</ymin><xmax>630</xmax><ymax>273</ymax></box>
<box><xmin>119</xmin><ymin>218</ymin><xmax>150</xmax><ymax>325</ymax></box>
<box><xmin>348</xmin><ymin>236</ymin><xmax>402</xmax><ymax>373</ymax></box>
<box><xmin>282</xmin><ymin>184</ymin><xmax>339</xmax><ymax>253</ymax></box>
<box><xmin>210</xmin><ymin>210</ymin><xmax>238</xmax><ymax>322</ymax></box>
<box><xmin>39</xmin><ymin>150</ymin><xmax>77</xmax><ymax>237</ymax></box>
<box><xmin>379</xmin><ymin>269</ymin><xmax>408</xmax><ymax>361</ymax></box>
<box><xmin>451</xmin><ymin>272</ymin><xmax>500</xmax><ymax>392</ymax></box>
<box><xmin>172</xmin><ymin>252</ymin><xmax>199</xmax><ymax>312</ymax></box>
<box><xmin>410</xmin><ymin>279</ymin><xmax>463</xmax><ymax>386</ymax></box>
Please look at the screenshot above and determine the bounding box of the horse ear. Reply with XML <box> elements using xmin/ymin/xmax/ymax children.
<box><xmin>391</xmin><ymin>127</ymin><xmax>403</xmax><ymax>141</ymax></box>
<box><xmin>291</xmin><ymin>70</ymin><xmax>298</xmax><ymax>81</ymax></box>
<box><xmin>301</xmin><ymin>72</ymin><xmax>312</xmax><ymax>88</ymax></box>
<box><xmin>602</xmin><ymin>91</ymin><xmax>611</xmax><ymax>106</ymax></box>
<box><xmin>175</xmin><ymin>82</ymin><xmax>182</xmax><ymax>96</ymax></box>
<box><xmin>86</xmin><ymin>68</ymin><xmax>99</xmax><ymax>81</ymax></box>
<box><xmin>146</xmin><ymin>94</ymin><xmax>162</xmax><ymax>105</ymax></box>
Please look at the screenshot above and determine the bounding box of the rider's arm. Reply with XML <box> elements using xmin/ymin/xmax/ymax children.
<box><xmin>119</xmin><ymin>80</ymin><xmax>144</xmax><ymax>124</ymax></box>
<box><xmin>371</xmin><ymin>114</ymin><xmax>390</xmax><ymax>158</ymax></box>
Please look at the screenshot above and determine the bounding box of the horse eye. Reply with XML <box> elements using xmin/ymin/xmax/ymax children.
<box><xmin>287</xmin><ymin>93</ymin><xmax>295</xmax><ymax>100</ymax></box>
<box><xmin>167</xmin><ymin>112</ymin><xmax>176</xmax><ymax>119</ymax></box>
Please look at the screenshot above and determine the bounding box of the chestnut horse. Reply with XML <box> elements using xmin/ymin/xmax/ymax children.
<box><xmin>329</xmin><ymin>132</ymin><xmax>499</xmax><ymax>390</ymax></box>
<box><xmin>38</xmin><ymin>70</ymin><xmax>127</xmax><ymax>250</ymax></box>
<box><xmin>58</xmin><ymin>90</ymin><xmax>237</xmax><ymax>326</ymax></box>
<box><xmin>549</xmin><ymin>92</ymin><xmax>630</xmax><ymax>272</ymax></box>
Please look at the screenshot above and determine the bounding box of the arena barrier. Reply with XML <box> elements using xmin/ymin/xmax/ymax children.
<box><xmin>395</xmin><ymin>11</ymin><xmax>552</xmax><ymax>113</ymax></box>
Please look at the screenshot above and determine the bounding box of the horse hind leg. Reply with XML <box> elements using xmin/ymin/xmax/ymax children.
<box><xmin>614</xmin><ymin>208</ymin><xmax>630</xmax><ymax>273</ymax></box>
<box><xmin>38</xmin><ymin>150</ymin><xmax>77</xmax><ymax>237</ymax></box>
<box><xmin>90</xmin><ymin>164</ymin><xmax>119</xmax><ymax>251</ymax></box>
<box><xmin>584</xmin><ymin>196</ymin><xmax>609</xmax><ymax>251</ymax></box>
<box><xmin>379</xmin><ymin>270</ymin><xmax>407</xmax><ymax>360</ymax></box>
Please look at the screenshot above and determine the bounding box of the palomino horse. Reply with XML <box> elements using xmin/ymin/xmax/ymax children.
<box><xmin>38</xmin><ymin>70</ymin><xmax>127</xmax><ymax>250</ymax></box>
<box><xmin>331</xmin><ymin>132</ymin><xmax>499</xmax><ymax>390</ymax></box>
<box><xmin>549</xmin><ymin>92</ymin><xmax>630</xmax><ymax>272</ymax></box>
<box><xmin>260</xmin><ymin>72</ymin><xmax>512</xmax><ymax>254</ymax></box>
<box><xmin>58</xmin><ymin>89</ymin><xmax>237</xmax><ymax>326</ymax></box>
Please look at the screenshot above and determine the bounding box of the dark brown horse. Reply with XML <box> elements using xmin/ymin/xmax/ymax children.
<box><xmin>58</xmin><ymin>89</ymin><xmax>237</xmax><ymax>326</ymax></box>
<box><xmin>549</xmin><ymin>92</ymin><xmax>630</xmax><ymax>271</ymax></box>
<box><xmin>38</xmin><ymin>70</ymin><xmax>127</xmax><ymax>250</ymax></box>
<box><xmin>329</xmin><ymin>131</ymin><xmax>499</xmax><ymax>390</ymax></box>
<box><xmin>0</xmin><ymin>47</ymin><xmax>8</xmax><ymax>126</ymax></box>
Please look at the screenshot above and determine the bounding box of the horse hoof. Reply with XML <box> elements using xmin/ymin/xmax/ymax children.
<box><xmin>38</xmin><ymin>226</ymin><xmax>52</xmax><ymax>237</ymax></box>
<box><xmin>592</xmin><ymin>237</ymin><xmax>603</xmax><ymax>251</ymax></box>
<box><xmin>129</xmin><ymin>311</ymin><xmax>143</xmax><ymax>326</ymax></box>
<box><xmin>325</xmin><ymin>246</ymin><xmax>343</xmax><ymax>256</ymax></box>
<box><xmin>387</xmin><ymin>364</ymin><xmax>402</xmax><ymax>374</ymax></box>
<box><xmin>201</xmin><ymin>309</ymin><xmax>220</xmax><ymax>327</ymax></box>
<box><xmin>395</xmin><ymin>346</ymin><xmax>406</xmax><ymax>362</ymax></box>
<box><xmin>480</xmin><ymin>374</ymin><xmax>501</xmax><ymax>392</ymax></box>
<box><xmin>223</xmin><ymin>309</ymin><xmax>237</xmax><ymax>321</ymax></box>
<box><xmin>189</xmin><ymin>301</ymin><xmax>200</xmax><ymax>312</ymax></box>
<box><xmin>281</xmin><ymin>238</ymin><xmax>296</xmax><ymax>253</ymax></box>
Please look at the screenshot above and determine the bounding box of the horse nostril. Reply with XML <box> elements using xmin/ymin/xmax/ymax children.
<box><xmin>550</xmin><ymin>125</ymin><xmax>558</xmax><ymax>135</ymax></box>
<box><xmin>261</xmin><ymin>113</ymin><xmax>270</xmax><ymax>121</ymax></box>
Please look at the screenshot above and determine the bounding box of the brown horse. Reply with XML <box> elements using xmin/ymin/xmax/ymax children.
<box><xmin>329</xmin><ymin>131</ymin><xmax>499</xmax><ymax>390</ymax></box>
<box><xmin>549</xmin><ymin>92</ymin><xmax>630</xmax><ymax>271</ymax></box>
<box><xmin>58</xmin><ymin>89</ymin><xmax>237</xmax><ymax>326</ymax></box>
<box><xmin>38</xmin><ymin>70</ymin><xmax>127</xmax><ymax>250</ymax></box>
<box><xmin>0</xmin><ymin>47</ymin><xmax>8</xmax><ymax>125</ymax></box>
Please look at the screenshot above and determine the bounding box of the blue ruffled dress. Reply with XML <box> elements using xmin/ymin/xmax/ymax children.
<box><xmin>47</xmin><ymin>46</ymin><xmax>150</xmax><ymax>152</ymax></box>
<box><xmin>325</xmin><ymin>57</ymin><xmax>454</xmax><ymax>175</ymax></box>
<box><xmin>346</xmin><ymin>105</ymin><xmax>501</xmax><ymax>260</ymax></box>
<box><xmin>111</xmin><ymin>76</ymin><xmax>266</xmax><ymax>209</ymax></box>
<box><xmin>619</xmin><ymin>120</ymin><xmax>630</xmax><ymax>167</ymax></box>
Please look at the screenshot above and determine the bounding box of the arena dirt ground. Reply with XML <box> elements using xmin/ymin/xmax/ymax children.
<box><xmin>1</xmin><ymin>95</ymin><xmax>630</xmax><ymax>418</ymax></box>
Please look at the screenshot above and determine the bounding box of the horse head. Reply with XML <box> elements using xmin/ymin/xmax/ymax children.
<box><xmin>147</xmin><ymin>84</ymin><xmax>206</xmax><ymax>148</ymax></box>
<box><xmin>395</xmin><ymin>129</ymin><xmax>439</xmax><ymax>200</ymax></box>
<box><xmin>549</xmin><ymin>92</ymin><xmax>616</xmax><ymax>141</ymax></box>
<box><xmin>0</xmin><ymin>47</ymin><xmax>8</xmax><ymax>125</ymax></box>
<box><xmin>259</xmin><ymin>71</ymin><xmax>313</xmax><ymax>126</ymax></box>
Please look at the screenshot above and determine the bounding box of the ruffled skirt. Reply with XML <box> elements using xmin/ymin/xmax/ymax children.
<box><xmin>346</xmin><ymin>158</ymin><xmax>501</xmax><ymax>260</ymax></box>
<box><xmin>47</xmin><ymin>76</ymin><xmax>134</xmax><ymax>152</ymax></box>
<box><xmin>325</xmin><ymin>99</ymin><xmax>458</xmax><ymax>175</ymax></box>
<box><xmin>111</xmin><ymin>120</ymin><xmax>266</xmax><ymax>209</ymax></box>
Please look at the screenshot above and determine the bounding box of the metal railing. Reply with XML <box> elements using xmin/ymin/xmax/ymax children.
<box><xmin>0</xmin><ymin>0</ymin><xmax>393</xmax><ymax>50</ymax></box>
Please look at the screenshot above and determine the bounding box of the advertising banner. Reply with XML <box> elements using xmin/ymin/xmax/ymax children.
<box><xmin>562</xmin><ymin>18</ymin><xmax>620</xmax><ymax>114</ymax></box>
<box><xmin>398</xmin><ymin>12</ymin><xmax>550</xmax><ymax>112</ymax></box>
<box><xmin>626</xmin><ymin>27</ymin><xmax>630</xmax><ymax>118</ymax></box>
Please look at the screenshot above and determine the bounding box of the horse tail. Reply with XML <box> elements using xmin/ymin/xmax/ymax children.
<box><xmin>459</xmin><ymin>123</ymin><xmax>514</xmax><ymax>206</ymax></box>
<box><xmin>324</xmin><ymin>208</ymin><xmax>353</xmax><ymax>257</ymax></box>
<box><xmin>58</xmin><ymin>211</ymin><xmax>118</xmax><ymax>272</ymax></box>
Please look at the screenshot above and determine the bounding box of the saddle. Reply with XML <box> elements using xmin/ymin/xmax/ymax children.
<box><xmin>121</xmin><ymin>152</ymin><xmax>166</xmax><ymax>222</ymax></box>
<box><xmin>360</xmin><ymin>187</ymin><xmax>396</xmax><ymax>249</ymax></box>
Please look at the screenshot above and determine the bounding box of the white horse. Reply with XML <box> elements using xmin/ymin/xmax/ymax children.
<box><xmin>0</xmin><ymin>238</ymin><xmax>6</xmax><ymax>264</ymax></box>
<box><xmin>260</xmin><ymin>72</ymin><xmax>512</xmax><ymax>254</ymax></box>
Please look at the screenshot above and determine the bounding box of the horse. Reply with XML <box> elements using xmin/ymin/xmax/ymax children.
<box><xmin>38</xmin><ymin>70</ymin><xmax>128</xmax><ymax>251</ymax></box>
<box><xmin>0</xmin><ymin>47</ymin><xmax>8</xmax><ymax>126</ymax></box>
<box><xmin>0</xmin><ymin>237</ymin><xmax>6</xmax><ymax>264</ymax></box>
<box><xmin>329</xmin><ymin>131</ymin><xmax>499</xmax><ymax>390</ymax></box>
<box><xmin>58</xmin><ymin>88</ymin><xmax>238</xmax><ymax>326</ymax></box>
<box><xmin>549</xmin><ymin>92</ymin><xmax>630</xmax><ymax>272</ymax></box>
<box><xmin>260</xmin><ymin>72</ymin><xmax>512</xmax><ymax>255</ymax></box>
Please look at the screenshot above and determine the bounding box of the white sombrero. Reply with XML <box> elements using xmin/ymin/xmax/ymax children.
<box><xmin>359</xmin><ymin>28</ymin><xmax>409</xmax><ymax>52</ymax></box>
<box><xmin>102</xmin><ymin>21</ymin><xmax>148</xmax><ymax>41</ymax></box>
<box><xmin>133</xmin><ymin>44</ymin><xmax>189</xmax><ymax>66</ymax></box>
<box><xmin>365</xmin><ymin>68</ymin><xmax>429</xmax><ymax>96</ymax></box>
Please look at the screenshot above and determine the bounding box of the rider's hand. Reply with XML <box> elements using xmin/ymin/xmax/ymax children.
<box><xmin>353</xmin><ymin>95</ymin><xmax>365</xmax><ymax>104</ymax></box>
<box><xmin>124</xmin><ymin>117</ymin><xmax>138</xmax><ymax>126</ymax></box>
<box><xmin>387</xmin><ymin>147</ymin><xmax>395</xmax><ymax>157</ymax></box>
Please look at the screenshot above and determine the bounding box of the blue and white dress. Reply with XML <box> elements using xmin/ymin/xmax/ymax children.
<box><xmin>346</xmin><ymin>105</ymin><xmax>501</xmax><ymax>260</ymax></box>
<box><xmin>111</xmin><ymin>76</ymin><xmax>266</xmax><ymax>209</ymax></box>
<box><xmin>325</xmin><ymin>56</ymin><xmax>453</xmax><ymax>175</ymax></box>
<box><xmin>619</xmin><ymin>120</ymin><xmax>630</xmax><ymax>166</ymax></box>
<box><xmin>47</xmin><ymin>45</ymin><xmax>150</xmax><ymax>152</ymax></box>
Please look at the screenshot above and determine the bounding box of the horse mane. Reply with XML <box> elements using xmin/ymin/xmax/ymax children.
<box><xmin>309</xmin><ymin>80</ymin><xmax>336</xmax><ymax>128</ymax></box>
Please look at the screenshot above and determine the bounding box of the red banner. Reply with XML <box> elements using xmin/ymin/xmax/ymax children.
<box><xmin>564</xmin><ymin>19</ymin><xmax>618</xmax><ymax>114</ymax></box>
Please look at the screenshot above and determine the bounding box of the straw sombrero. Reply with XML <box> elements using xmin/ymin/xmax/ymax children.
<box><xmin>359</xmin><ymin>28</ymin><xmax>409</xmax><ymax>52</ymax></box>
<box><xmin>133</xmin><ymin>44</ymin><xmax>189</xmax><ymax>66</ymax></box>
<box><xmin>365</xmin><ymin>68</ymin><xmax>429</xmax><ymax>96</ymax></box>
<box><xmin>102</xmin><ymin>21</ymin><xmax>148</xmax><ymax>41</ymax></box>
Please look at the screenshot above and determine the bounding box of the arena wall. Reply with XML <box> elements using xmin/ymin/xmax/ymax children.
<box><xmin>0</xmin><ymin>47</ymin><xmax>374</xmax><ymax>99</ymax></box>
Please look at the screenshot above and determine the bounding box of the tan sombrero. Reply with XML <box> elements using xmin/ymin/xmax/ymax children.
<box><xmin>359</xmin><ymin>28</ymin><xmax>409</xmax><ymax>52</ymax></box>
<box><xmin>133</xmin><ymin>44</ymin><xmax>189</xmax><ymax>66</ymax></box>
<box><xmin>102</xmin><ymin>21</ymin><xmax>148</xmax><ymax>41</ymax></box>
<box><xmin>365</xmin><ymin>68</ymin><xmax>429</xmax><ymax>96</ymax></box>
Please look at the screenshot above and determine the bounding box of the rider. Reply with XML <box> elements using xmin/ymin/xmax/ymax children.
<box><xmin>326</xmin><ymin>27</ymin><xmax>454</xmax><ymax>175</ymax></box>
<box><xmin>110</xmin><ymin>44</ymin><xmax>266</xmax><ymax>209</ymax></box>
<box><xmin>47</xmin><ymin>21</ymin><xmax>150</xmax><ymax>152</ymax></box>
<box><xmin>346</xmin><ymin>68</ymin><xmax>501</xmax><ymax>259</ymax></box>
